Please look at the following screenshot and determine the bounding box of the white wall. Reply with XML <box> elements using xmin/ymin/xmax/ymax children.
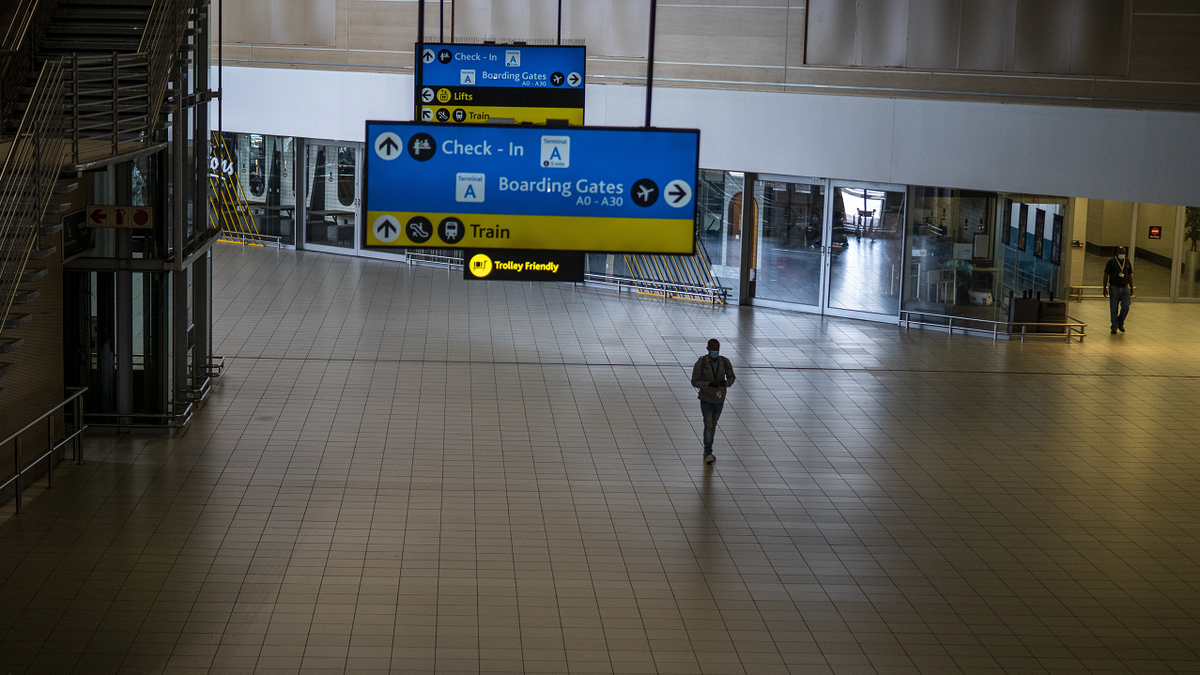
<box><xmin>214</xmin><ymin>65</ymin><xmax>1200</xmax><ymax>206</ymax></box>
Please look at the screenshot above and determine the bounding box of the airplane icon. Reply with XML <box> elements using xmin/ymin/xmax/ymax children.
<box><xmin>631</xmin><ymin>179</ymin><xmax>659</xmax><ymax>207</ymax></box>
<box><xmin>636</xmin><ymin>185</ymin><xmax>655</xmax><ymax>201</ymax></box>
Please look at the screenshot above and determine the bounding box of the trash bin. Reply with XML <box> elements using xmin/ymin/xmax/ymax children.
<box><xmin>1038</xmin><ymin>300</ymin><xmax>1068</xmax><ymax>334</ymax></box>
<box><xmin>1008</xmin><ymin>296</ymin><xmax>1040</xmax><ymax>335</ymax></box>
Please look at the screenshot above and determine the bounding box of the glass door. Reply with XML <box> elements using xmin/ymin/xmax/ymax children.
<box><xmin>825</xmin><ymin>183</ymin><xmax>906</xmax><ymax>320</ymax></box>
<box><xmin>751</xmin><ymin>178</ymin><xmax>905</xmax><ymax>322</ymax></box>
<box><xmin>754</xmin><ymin>179</ymin><xmax>825</xmax><ymax>310</ymax></box>
<box><xmin>303</xmin><ymin>140</ymin><xmax>361</xmax><ymax>253</ymax></box>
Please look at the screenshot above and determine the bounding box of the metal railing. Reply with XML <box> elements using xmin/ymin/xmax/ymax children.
<box><xmin>0</xmin><ymin>57</ymin><xmax>67</xmax><ymax>338</ymax></box>
<box><xmin>585</xmin><ymin>272</ymin><xmax>730</xmax><ymax>304</ymax></box>
<box><xmin>66</xmin><ymin>52</ymin><xmax>149</xmax><ymax>164</ymax></box>
<box><xmin>219</xmin><ymin>229</ymin><xmax>282</xmax><ymax>248</ymax></box>
<box><xmin>139</xmin><ymin>0</ymin><xmax>190</xmax><ymax>133</ymax></box>
<box><xmin>1068</xmin><ymin>285</ymin><xmax>1106</xmax><ymax>301</ymax></box>
<box><xmin>1</xmin><ymin>387</ymin><xmax>87</xmax><ymax>514</ymax></box>
<box><xmin>900</xmin><ymin>309</ymin><xmax>1088</xmax><ymax>343</ymax></box>
<box><xmin>0</xmin><ymin>0</ymin><xmax>55</xmax><ymax>139</ymax></box>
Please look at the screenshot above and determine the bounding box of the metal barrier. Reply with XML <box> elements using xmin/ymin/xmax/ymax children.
<box><xmin>1068</xmin><ymin>285</ymin><xmax>1106</xmax><ymax>301</ymax></box>
<box><xmin>585</xmin><ymin>273</ymin><xmax>729</xmax><ymax>305</ymax></box>
<box><xmin>220</xmin><ymin>229</ymin><xmax>283</xmax><ymax>248</ymax></box>
<box><xmin>1</xmin><ymin>387</ymin><xmax>88</xmax><ymax>514</ymax></box>
<box><xmin>900</xmin><ymin>309</ymin><xmax>1088</xmax><ymax>343</ymax></box>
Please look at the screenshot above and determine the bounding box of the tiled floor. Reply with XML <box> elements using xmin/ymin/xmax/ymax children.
<box><xmin>3</xmin><ymin>242</ymin><xmax>1200</xmax><ymax>674</ymax></box>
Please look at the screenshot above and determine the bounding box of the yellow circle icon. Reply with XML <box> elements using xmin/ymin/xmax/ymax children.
<box><xmin>468</xmin><ymin>253</ymin><xmax>493</xmax><ymax>278</ymax></box>
<box><xmin>437</xmin><ymin>88</ymin><xmax>452</xmax><ymax>103</ymax></box>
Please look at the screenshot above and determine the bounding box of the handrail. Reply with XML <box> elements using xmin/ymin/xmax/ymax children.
<box><xmin>0</xmin><ymin>387</ymin><xmax>88</xmax><ymax>514</ymax></box>
<box><xmin>140</xmin><ymin>0</ymin><xmax>190</xmax><ymax>134</ymax></box>
<box><xmin>0</xmin><ymin>57</ymin><xmax>67</xmax><ymax>338</ymax></box>
<box><xmin>900</xmin><ymin>309</ymin><xmax>1088</xmax><ymax>343</ymax></box>
<box><xmin>585</xmin><ymin>272</ymin><xmax>730</xmax><ymax>305</ymax></box>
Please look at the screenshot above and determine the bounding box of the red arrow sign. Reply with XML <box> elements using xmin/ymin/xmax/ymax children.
<box><xmin>87</xmin><ymin>206</ymin><xmax>109</xmax><ymax>226</ymax></box>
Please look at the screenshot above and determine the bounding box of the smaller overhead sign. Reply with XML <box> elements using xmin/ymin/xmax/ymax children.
<box><xmin>1149</xmin><ymin>225</ymin><xmax>1162</xmax><ymax>240</ymax></box>
<box><xmin>464</xmin><ymin>249</ymin><xmax>584</xmax><ymax>282</ymax></box>
<box><xmin>416</xmin><ymin>43</ymin><xmax>586</xmax><ymax>125</ymax></box>
<box><xmin>86</xmin><ymin>205</ymin><xmax>154</xmax><ymax>229</ymax></box>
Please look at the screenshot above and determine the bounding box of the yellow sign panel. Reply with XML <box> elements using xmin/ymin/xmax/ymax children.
<box><xmin>421</xmin><ymin>105</ymin><xmax>585</xmax><ymax>125</ymax></box>
<box><xmin>367</xmin><ymin>211</ymin><xmax>694</xmax><ymax>254</ymax></box>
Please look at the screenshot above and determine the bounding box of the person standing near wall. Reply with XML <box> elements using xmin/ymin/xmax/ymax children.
<box><xmin>691</xmin><ymin>339</ymin><xmax>736</xmax><ymax>465</ymax></box>
<box><xmin>1103</xmin><ymin>246</ymin><xmax>1134</xmax><ymax>334</ymax></box>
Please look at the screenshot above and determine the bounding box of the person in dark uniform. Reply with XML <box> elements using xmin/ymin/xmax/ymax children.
<box><xmin>1103</xmin><ymin>246</ymin><xmax>1134</xmax><ymax>334</ymax></box>
<box><xmin>691</xmin><ymin>339</ymin><xmax>736</xmax><ymax>465</ymax></box>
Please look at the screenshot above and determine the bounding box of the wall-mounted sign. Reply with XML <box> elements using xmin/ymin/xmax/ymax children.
<box><xmin>86</xmin><ymin>205</ymin><xmax>154</xmax><ymax>229</ymax></box>
<box><xmin>363</xmin><ymin>121</ymin><xmax>699</xmax><ymax>254</ymax></box>
<box><xmin>417</xmin><ymin>43</ymin><xmax>585</xmax><ymax>125</ymax></box>
<box><xmin>464</xmin><ymin>249</ymin><xmax>584</xmax><ymax>282</ymax></box>
<box><xmin>1149</xmin><ymin>225</ymin><xmax>1162</xmax><ymax>239</ymax></box>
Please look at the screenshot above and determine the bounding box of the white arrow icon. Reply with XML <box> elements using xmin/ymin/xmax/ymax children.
<box><xmin>374</xmin><ymin>215</ymin><xmax>401</xmax><ymax>243</ymax></box>
<box><xmin>567</xmin><ymin>72</ymin><xmax>581</xmax><ymax>87</ymax></box>
<box><xmin>665</xmin><ymin>180</ymin><xmax>692</xmax><ymax>208</ymax></box>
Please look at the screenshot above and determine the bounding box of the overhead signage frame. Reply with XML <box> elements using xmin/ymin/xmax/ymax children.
<box><xmin>363</xmin><ymin>121</ymin><xmax>699</xmax><ymax>255</ymax></box>
<box><xmin>416</xmin><ymin>43</ymin><xmax>585</xmax><ymax>126</ymax></box>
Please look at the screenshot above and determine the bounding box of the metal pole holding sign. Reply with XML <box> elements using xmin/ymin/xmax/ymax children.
<box><xmin>645</xmin><ymin>0</ymin><xmax>657</xmax><ymax>128</ymax></box>
<box><xmin>416</xmin><ymin>0</ymin><xmax>425</xmax><ymax>122</ymax></box>
<box><xmin>557</xmin><ymin>0</ymin><xmax>563</xmax><ymax>45</ymax></box>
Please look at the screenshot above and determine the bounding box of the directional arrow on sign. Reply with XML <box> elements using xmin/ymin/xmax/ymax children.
<box><xmin>665</xmin><ymin>180</ymin><xmax>693</xmax><ymax>208</ymax></box>
<box><xmin>375</xmin><ymin>132</ymin><xmax>402</xmax><ymax>160</ymax></box>
<box><xmin>422</xmin><ymin>49</ymin><xmax>435</xmax><ymax>64</ymax></box>
<box><xmin>90</xmin><ymin>207</ymin><xmax>108</xmax><ymax>224</ymax></box>
<box><xmin>373</xmin><ymin>215</ymin><xmax>401</xmax><ymax>243</ymax></box>
<box><xmin>567</xmin><ymin>72</ymin><xmax>581</xmax><ymax>86</ymax></box>
<box><xmin>421</xmin><ymin>87</ymin><xmax>435</xmax><ymax>103</ymax></box>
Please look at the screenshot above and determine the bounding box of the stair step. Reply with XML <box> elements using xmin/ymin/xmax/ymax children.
<box><xmin>54</xmin><ymin>182</ymin><xmax>80</xmax><ymax>194</ymax></box>
<box><xmin>12</xmin><ymin>290</ymin><xmax>40</xmax><ymax>305</ymax></box>
<box><xmin>20</xmin><ymin>269</ymin><xmax>48</xmax><ymax>283</ymax></box>
<box><xmin>41</xmin><ymin>223</ymin><xmax>64</xmax><ymax>236</ymax></box>
<box><xmin>0</xmin><ymin>362</ymin><xmax>11</xmax><ymax>378</ymax></box>
<box><xmin>0</xmin><ymin>338</ymin><xmax>23</xmax><ymax>354</ymax></box>
<box><xmin>3</xmin><ymin>314</ymin><xmax>32</xmax><ymax>330</ymax></box>
<box><xmin>27</xmin><ymin>246</ymin><xmax>57</xmax><ymax>260</ymax></box>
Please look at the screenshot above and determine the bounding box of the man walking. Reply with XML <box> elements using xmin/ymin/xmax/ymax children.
<box><xmin>1103</xmin><ymin>246</ymin><xmax>1134</xmax><ymax>334</ymax></box>
<box><xmin>691</xmin><ymin>339</ymin><xmax>736</xmax><ymax>465</ymax></box>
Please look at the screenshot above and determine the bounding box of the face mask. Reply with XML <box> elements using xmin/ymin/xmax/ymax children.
<box><xmin>709</xmin><ymin>350</ymin><xmax>719</xmax><ymax>359</ymax></box>
<box><xmin>1118</xmin><ymin>254</ymin><xmax>1126</xmax><ymax>260</ymax></box>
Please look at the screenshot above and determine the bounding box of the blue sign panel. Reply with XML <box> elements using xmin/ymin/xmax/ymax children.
<box><xmin>364</xmin><ymin>121</ymin><xmax>699</xmax><ymax>254</ymax></box>
<box><xmin>417</xmin><ymin>43</ymin><xmax>585</xmax><ymax>124</ymax></box>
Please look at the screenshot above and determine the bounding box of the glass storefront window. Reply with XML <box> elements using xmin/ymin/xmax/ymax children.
<box><xmin>999</xmin><ymin>195</ymin><xmax>1067</xmax><ymax>306</ymax></box>
<box><xmin>305</xmin><ymin>143</ymin><xmax>357</xmax><ymax>249</ymax></box>
<box><xmin>828</xmin><ymin>186</ymin><xmax>905</xmax><ymax>316</ymax></box>
<box><xmin>1183</xmin><ymin>207</ymin><xmax>1200</xmax><ymax>300</ymax></box>
<box><xmin>696</xmin><ymin>169</ymin><xmax>745</xmax><ymax>298</ymax></box>
<box><xmin>234</xmin><ymin>133</ymin><xmax>296</xmax><ymax>245</ymax></box>
<box><xmin>904</xmin><ymin>188</ymin><xmax>999</xmax><ymax>319</ymax></box>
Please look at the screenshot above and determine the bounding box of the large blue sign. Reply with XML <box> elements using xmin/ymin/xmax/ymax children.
<box><xmin>364</xmin><ymin>121</ymin><xmax>699</xmax><ymax>254</ymax></box>
<box><xmin>417</xmin><ymin>43</ymin><xmax>585</xmax><ymax>125</ymax></box>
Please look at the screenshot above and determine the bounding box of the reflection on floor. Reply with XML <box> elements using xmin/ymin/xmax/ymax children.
<box><xmin>3</xmin><ymin>243</ymin><xmax>1200</xmax><ymax>674</ymax></box>
<box><xmin>756</xmin><ymin>236</ymin><xmax>902</xmax><ymax>314</ymax></box>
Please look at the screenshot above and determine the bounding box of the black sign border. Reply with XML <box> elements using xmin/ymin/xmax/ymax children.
<box><xmin>362</xmin><ymin>120</ymin><xmax>701</xmax><ymax>257</ymax></box>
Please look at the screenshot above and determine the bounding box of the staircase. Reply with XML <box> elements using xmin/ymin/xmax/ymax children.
<box><xmin>0</xmin><ymin>0</ymin><xmax>197</xmax><ymax>391</ymax></box>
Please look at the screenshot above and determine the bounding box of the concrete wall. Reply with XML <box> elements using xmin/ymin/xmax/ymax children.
<box><xmin>214</xmin><ymin>65</ymin><xmax>1200</xmax><ymax>207</ymax></box>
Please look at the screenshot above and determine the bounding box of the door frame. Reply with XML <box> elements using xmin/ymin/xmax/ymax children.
<box><xmin>750</xmin><ymin>175</ymin><xmax>907</xmax><ymax>324</ymax></box>
<box><xmin>299</xmin><ymin>138</ymin><xmax>363</xmax><ymax>256</ymax></box>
